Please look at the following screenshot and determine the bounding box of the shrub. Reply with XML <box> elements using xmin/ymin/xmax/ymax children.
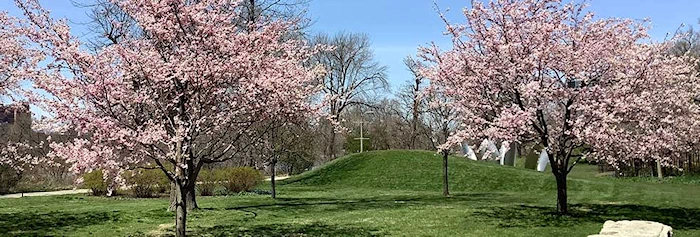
<box><xmin>125</xmin><ymin>169</ymin><xmax>169</xmax><ymax>198</ymax></box>
<box><xmin>83</xmin><ymin>169</ymin><xmax>107</xmax><ymax>196</ymax></box>
<box><xmin>197</xmin><ymin>169</ymin><xmax>217</xmax><ymax>196</ymax></box>
<box><xmin>0</xmin><ymin>165</ymin><xmax>22</xmax><ymax>195</ymax></box>
<box><xmin>214</xmin><ymin>188</ymin><xmax>229</xmax><ymax>196</ymax></box>
<box><xmin>155</xmin><ymin>182</ymin><xmax>169</xmax><ymax>194</ymax></box>
<box><xmin>216</xmin><ymin>167</ymin><xmax>263</xmax><ymax>193</ymax></box>
<box><xmin>132</xmin><ymin>184</ymin><xmax>154</xmax><ymax>198</ymax></box>
<box><xmin>152</xmin><ymin>170</ymin><xmax>170</xmax><ymax>194</ymax></box>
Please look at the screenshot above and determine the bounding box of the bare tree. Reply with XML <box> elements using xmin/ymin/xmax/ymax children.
<box><xmin>76</xmin><ymin>0</ymin><xmax>311</xmax><ymax>49</ymax></box>
<box><xmin>237</xmin><ymin>0</ymin><xmax>311</xmax><ymax>33</ymax></box>
<box><xmin>72</xmin><ymin>0</ymin><xmax>139</xmax><ymax>49</ymax></box>
<box><xmin>311</xmin><ymin>32</ymin><xmax>388</xmax><ymax>161</ymax></box>
<box><xmin>257</xmin><ymin>116</ymin><xmax>314</xmax><ymax>199</ymax></box>
<box><xmin>670</xmin><ymin>22</ymin><xmax>700</xmax><ymax>76</ymax></box>
<box><xmin>365</xmin><ymin>99</ymin><xmax>410</xmax><ymax>150</ymax></box>
<box><xmin>396</xmin><ymin>56</ymin><xmax>432</xmax><ymax>150</ymax></box>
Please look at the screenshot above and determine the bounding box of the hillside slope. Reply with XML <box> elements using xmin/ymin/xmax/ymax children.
<box><xmin>282</xmin><ymin>150</ymin><xmax>610</xmax><ymax>193</ymax></box>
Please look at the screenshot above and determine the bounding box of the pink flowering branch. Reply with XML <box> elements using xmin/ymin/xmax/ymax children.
<box><xmin>11</xmin><ymin>0</ymin><xmax>325</xmax><ymax>235</ymax></box>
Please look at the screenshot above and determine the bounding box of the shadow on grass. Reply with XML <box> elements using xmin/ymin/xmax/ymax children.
<box><xmin>221</xmin><ymin>192</ymin><xmax>508</xmax><ymax>216</ymax></box>
<box><xmin>0</xmin><ymin>210</ymin><xmax>121</xmax><ymax>236</ymax></box>
<box><xmin>475</xmin><ymin>203</ymin><xmax>700</xmax><ymax>230</ymax></box>
<box><xmin>190</xmin><ymin>222</ymin><xmax>384</xmax><ymax>237</ymax></box>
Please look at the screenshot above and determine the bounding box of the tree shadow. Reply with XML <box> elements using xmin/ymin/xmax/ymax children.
<box><xmin>188</xmin><ymin>193</ymin><xmax>511</xmax><ymax>236</ymax></box>
<box><xmin>474</xmin><ymin>203</ymin><xmax>700</xmax><ymax>230</ymax></box>
<box><xmin>190</xmin><ymin>222</ymin><xmax>384</xmax><ymax>237</ymax></box>
<box><xmin>0</xmin><ymin>210</ymin><xmax>121</xmax><ymax>236</ymax></box>
<box><xmin>220</xmin><ymin>192</ymin><xmax>508</xmax><ymax>217</ymax></box>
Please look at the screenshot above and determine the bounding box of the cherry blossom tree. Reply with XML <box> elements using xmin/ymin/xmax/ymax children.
<box><xmin>0</xmin><ymin>11</ymin><xmax>43</xmax><ymax>183</ymax></box>
<box><xmin>420</xmin><ymin>0</ymin><xmax>698</xmax><ymax>214</ymax></box>
<box><xmin>585</xmin><ymin>44</ymin><xmax>700</xmax><ymax>177</ymax></box>
<box><xmin>77</xmin><ymin>0</ymin><xmax>316</xmax><ymax>209</ymax></box>
<box><xmin>0</xmin><ymin>14</ymin><xmax>61</xmax><ymax>190</ymax></box>
<box><xmin>0</xmin><ymin>12</ymin><xmax>33</xmax><ymax>98</ymax></box>
<box><xmin>0</xmin><ymin>104</ymin><xmax>39</xmax><ymax>192</ymax></box>
<box><xmin>13</xmin><ymin>0</ymin><xmax>322</xmax><ymax>235</ymax></box>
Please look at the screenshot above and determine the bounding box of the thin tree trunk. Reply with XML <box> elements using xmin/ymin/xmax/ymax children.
<box><xmin>329</xmin><ymin>129</ymin><xmax>336</xmax><ymax>160</ymax></box>
<box><xmin>657</xmin><ymin>160</ymin><xmax>664</xmax><ymax>179</ymax></box>
<box><xmin>442</xmin><ymin>151</ymin><xmax>449</xmax><ymax>197</ymax></box>
<box><xmin>411</xmin><ymin>76</ymin><xmax>420</xmax><ymax>150</ymax></box>
<box><xmin>289</xmin><ymin>153</ymin><xmax>294</xmax><ymax>175</ymax></box>
<box><xmin>169</xmin><ymin>182</ymin><xmax>176</xmax><ymax>211</ymax></box>
<box><xmin>271</xmin><ymin>156</ymin><xmax>277</xmax><ymax>199</ymax></box>
<box><xmin>554</xmin><ymin>169</ymin><xmax>568</xmax><ymax>214</ymax></box>
<box><xmin>411</xmin><ymin>111</ymin><xmax>418</xmax><ymax>150</ymax></box>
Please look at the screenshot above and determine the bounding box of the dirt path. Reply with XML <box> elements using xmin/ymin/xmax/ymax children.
<box><xmin>265</xmin><ymin>175</ymin><xmax>290</xmax><ymax>181</ymax></box>
<box><xmin>0</xmin><ymin>189</ymin><xmax>89</xmax><ymax>199</ymax></box>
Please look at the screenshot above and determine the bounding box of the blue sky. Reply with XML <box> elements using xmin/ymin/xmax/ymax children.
<box><xmin>3</xmin><ymin>0</ymin><xmax>700</xmax><ymax>94</ymax></box>
<box><xmin>308</xmin><ymin>0</ymin><xmax>700</xmax><ymax>92</ymax></box>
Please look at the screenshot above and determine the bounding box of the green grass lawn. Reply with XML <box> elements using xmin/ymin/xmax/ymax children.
<box><xmin>2</xmin><ymin>150</ymin><xmax>700</xmax><ymax>236</ymax></box>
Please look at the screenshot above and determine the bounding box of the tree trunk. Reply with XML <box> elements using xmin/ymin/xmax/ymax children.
<box><xmin>411</xmin><ymin>77</ymin><xmax>420</xmax><ymax>150</ymax></box>
<box><xmin>174</xmin><ymin>181</ymin><xmax>187</xmax><ymax>237</ymax></box>
<box><xmin>186</xmin><ymin>185</ymin><xmax>197</xmax><ymax>209</ymax></box>
<box><xmin>410</xmin><ymin>112</ymin><xmax>417</xmax><ymax>150</ymax></box>
<box><xmin>657</xmin><ymin>160</ymin><xmax>664</xmax><ymax>179</ymax></box>
<box><xmin>328</xmin><ymin>129</ymin><xmax>336</xmax><ymax>160</ymax></box>
<box><xmin>169</xmin><ymin>161</ymin><xmax>203</xmax><ymax>212</ymax></box>
<box><xmin>554</xmin><ymin>169</ymin><xmax>568</xmax><ymax>214</ymax></box>
<box><xmin>442</xmin><ymin>151</ymin><xmax>449</xmax><ymax>197</ymax></box>
<box><xmin>271</xmin><ymin>157</ymin><xmax>277</xmax><ymax>199</ymax></box>
<box><xmin>169</xmin><ymin>182</ymin><xmax>177</xmax><ymax>211</ymax></box>
<box><xmin>169</xmin><ymin>182</ymin><xmax>198</xmax><ymax>211</ymax></box>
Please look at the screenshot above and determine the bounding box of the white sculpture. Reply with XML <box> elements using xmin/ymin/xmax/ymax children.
<box><xmin>478</xmin><ymin>139</ymin><xmax>500</xmax><ymax>161</ymax></box>
<box><xmin>462</xmin><ymin>143</ymin><xmax>478</xmax><ymax>160</ymax></box>
<box><xmin>499</xmin><ymin>141</ymin><xmax>509</xmax><ymax>165</ymax></box>
<box><xmin>537</xmin><ymin>148</ymin><xmax>549</xmax><ymax>172</ymax></box>
<box><xmin>502</xmin><ymin>141</ymin><xmax>518</xmax><ymax>166</ymax></box>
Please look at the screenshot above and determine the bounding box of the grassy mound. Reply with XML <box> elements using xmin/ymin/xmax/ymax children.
<box><xmin>282</xmin><ymin>150</ymin><xmax>610</xmax><ymax>193</ymax></box>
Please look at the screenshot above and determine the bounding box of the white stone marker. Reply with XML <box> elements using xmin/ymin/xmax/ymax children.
<box><xmin>588</xmin><ymin>220</ymin><xmax>672</xmax><ymax>237</ymax></box>
<box><xmin>499</xmin><ymin>141</ymin><xmax>508</xmax><ymax>165</ymax></box>
<box><xmin>537</xmin><ymin>148</ymin><xmax>549</xmax><ymax>172</ymax></box>
<box><xmin>478</xmin><ymin>139</ymin><xmax>500</xmax><ymax>161</ymax></box>
<box><xmin>462</xmin><ymin>142</ymin><xmax>478</xmax><ymax>161</ymax></box>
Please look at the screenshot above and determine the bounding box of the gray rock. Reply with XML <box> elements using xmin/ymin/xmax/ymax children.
<box><xmin>588</xmin><ymin>220</ymin><xmax>672</xmax><ymax>237</ymax></box>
